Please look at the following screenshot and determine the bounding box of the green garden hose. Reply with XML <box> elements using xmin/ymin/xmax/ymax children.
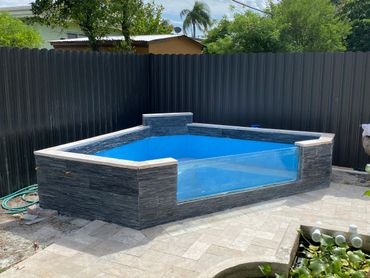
<box><xmin>0</xmin><ymin>184</ymin><xmax>39</xmax><ymax>214</ymax></box>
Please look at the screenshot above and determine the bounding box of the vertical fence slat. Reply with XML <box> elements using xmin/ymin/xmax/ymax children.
<box><xmin>0</xmin><ymin>47</ymin><xmax>149</xmax><ymax>195</ymax></box>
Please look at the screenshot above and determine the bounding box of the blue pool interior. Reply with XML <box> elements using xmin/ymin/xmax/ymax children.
<box><xmin>95</xmin><ymin>135</ymin><xmax>299</xmax><ymax>201</ymax></box>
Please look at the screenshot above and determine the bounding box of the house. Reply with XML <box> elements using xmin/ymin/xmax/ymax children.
<box><xmin>50</xmin><ymin>35</ymin><xmax>204</xmax><ymax>54</ymax></box>
<box><xmin>0</xmin><ymin>5</ymin><xmax>87</xmax><ymax>49</ymax></box>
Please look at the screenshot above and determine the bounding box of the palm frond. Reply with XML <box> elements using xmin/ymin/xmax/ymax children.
<box><xmin>182</xmin><ymin>15</ymin><xmax>192</xmax><ymax>35</ymax></box>
<box><xmin>180</xmin><ymin>9</ymin><xmax>191</xmax><ymax>18</ymax></box>
<box><xmin>180</xmin><ymin>0</ymin><xmax>211</xmax><ymax>37</ymax></box>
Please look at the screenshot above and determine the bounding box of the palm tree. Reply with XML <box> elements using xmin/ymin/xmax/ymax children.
<box><xmin>180</xmin><ymin>1</ymin><xmax>211</xmax><ymax>38</ymax></box>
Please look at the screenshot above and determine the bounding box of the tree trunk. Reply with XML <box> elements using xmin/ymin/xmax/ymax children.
<box><xmin>121</xmin><ymin>4</ymin><xmax>132</xmax><ymax>51</ymax></box>
<box><xmin>193</xmin><ymin>23</ymin><xmax>196</xmax><ymax>38</ymax></box>
<box><xmin>80</xmin><ymin>20</ymin><xmax>99</xmax><ymax>51</ymax></box>
<box><xmin>121</xmin><ymin>22</ymin><xmax>131</xmax><ymax>48</ymax></box>
<box><xmin>87</xmin><ymin>35</ymin><xmax>99</xmax><ymax>51</ymax></box>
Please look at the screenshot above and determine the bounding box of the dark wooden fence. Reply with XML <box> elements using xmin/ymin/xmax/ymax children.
<box><xmin>1</xmin><ymin>48</ymin><xmax>369</xmax><ymax>195</ymax></box>
<box><xmin>0</xmin><ymin>47</ymin><xmax>149</xmax><ymax>195</ymax></box>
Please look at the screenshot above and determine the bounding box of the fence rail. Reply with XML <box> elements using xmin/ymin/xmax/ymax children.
<box><xmin>0</xmin><ymin>48</ymin><xmax>369</xmax><ymax>195</ymax></box>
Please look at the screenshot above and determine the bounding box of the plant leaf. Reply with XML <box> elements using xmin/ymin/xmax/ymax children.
<box><xmin>348</xmin><ymin>252</ymin><xmax>363</xmax><ymax>263</ymax></box>
<box><xmin>258</xmin><ymin>263</ymin><xmax>272</xmax><ymax>276</ymax></box>
<box><xmin>351</xmin><ymin>271</ymin><xmax>366</xmax><ymax>278</ymax></box>
<box><xmin>308</xmin><ymin>244</ymin><xmax>319</xmax><ymax>251</ymax></box>
<box><xmin>353</xmin><ymin>250</ymin><xmax>366</xmax><ymax>261</ymax></box>
<box><xmin>331</xmin><ymin>258</ymin><xmax>342</xmax><ymax>274</ymax></box>
<box><xmin>348</xmin><ymin>251</ymin><xmax>362</xmax><ymax>269</ymax></box>
<box><xmin>290</xmin><ymin>265</ymin><xmax>311</xmax><ymax>278</ymax></box>
<box><xmin>333</xmin><ymin>247</ymin><xmax>348</xmax><ymax>259</ymax></box>
<box><xmin>320</xmin><ymin>233</ymin><xmax>335</xmax><ymax>247</ymax></box>
<box><xmin>309</xmin><ymin>258</ymin><xmax>326</xmax><ymax>276</ymax></box>
<box><xmin>363</xmin><ymin>190</ymin><xmax>370</xmax><ymax>196</ymax></box>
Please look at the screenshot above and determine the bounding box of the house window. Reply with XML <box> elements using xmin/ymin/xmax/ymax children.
<box><xmin>67</xmin><ymin>33</ymin><xmax>78</xmax><ymax>39</ymax></box>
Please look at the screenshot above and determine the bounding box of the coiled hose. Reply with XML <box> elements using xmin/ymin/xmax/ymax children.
<box><xmin>0</xmin><ymin>184</ymin><xmax>39</xmax><ymax>214</ymax></box>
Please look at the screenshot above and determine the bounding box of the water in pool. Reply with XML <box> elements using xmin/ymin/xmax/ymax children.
<box><xmin>95</xmin><ymin>135</ymin><xmax>299</xmax><ymax>201</ymax></box>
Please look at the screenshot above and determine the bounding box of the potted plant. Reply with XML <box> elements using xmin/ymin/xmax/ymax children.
<box><xmin>362</xmin><ymin>124</ymin><xmax>370</xmax><ymax>157</ymax></box>
<box><xmin>259</xmin><ymin>231</ymin><xmax>370</xmax><ymax>278</ymax></box>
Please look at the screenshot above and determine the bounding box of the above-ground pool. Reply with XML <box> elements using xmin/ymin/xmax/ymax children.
<box><xmin>95</xmin><ymin>135</ymin><xmax>298</xmax><ymax>201</ymax></box>
<box><xmin>35</xmin><ymin>112</ymin><xmax>334</xmax><ymax>229</ymax></box>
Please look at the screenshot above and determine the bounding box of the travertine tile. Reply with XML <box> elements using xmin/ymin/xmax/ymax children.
<box><xmin>3</xmin><ymin>183</ymin><xmax>370</xmax><ymax>278</ymax></box>
<box><xmin>182</xmin><ymin>241</ymin><xmax>211</xmax><ymax>260</ymax></box>
<box><xmin>89</xmin><ymin>223</ymin><xmax>123</xmax><ymax>239</ymax></box>
<box><xmin>162</xmin><ymin>266</ymin><xmax>200</xmax><ymax>278</ymax></box>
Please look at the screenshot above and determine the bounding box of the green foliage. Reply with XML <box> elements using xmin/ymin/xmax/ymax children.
<box><xmin>0</xmin><ymin>12</ymin><xmax>42</xmax><ymax>48</ymax></box>
<box><xmin>258</xmin><ymin>263</ymin><xmax>286</xmax><ymax>277</ymax></box>
<box><xmin>109</xmin><ymin>0</ymin><xmax>144</xmax><ymax>50</ymax></box>
<box><xmin>204</xmin><ymin>12</ymin><xmax>282</xmax><ymax>54</ymax></box>
<box><xmin>31</xmin><ymin>0</ymin><xmax>172</xmax><ymax>51</ymax></box>
<box><xmin>363</xmin><ymin>190</ymin><xmax>370</xmax><ymax>196</ymax></box>
<box><xmin>132</xmin><ymin>1</ymin><xmax>173</xmax><ymax>35</ymax></box>
<box><xmin>270</xmin><ymin>0</ymin><xmax>350</xmax><ymax>52</ymax></box>
<box><xmin>259</xmin><ymin>232</ymin><xmax>370</xmax><ymax>277</ymax></box>
<box><xmin>339</xmin><ymin>0</ymin><xmax>370</xmax><ymax>51</ymax></box>
<box><xmin>32</xmin><ymin>0</ymin><xmax>110</xmax><ymax>51</ymax></box>
<box><xmin>259</xmin><ymin>263</ymin><xmax>273</xmax><ymax>277</ymax></box>
<box><xmin>109</xmin><ymin>0</ymin><xmax>173</xmax><ymax>50</ymax></box>
<box><xmin>205</xmin><ymin>0</ymin><xmax>350</xmax><ymax>53</ymax></box>
<box><xmin>181</xmin><ymin>1</ymin><xmax>211</xmax><ymax>38</ymax></box>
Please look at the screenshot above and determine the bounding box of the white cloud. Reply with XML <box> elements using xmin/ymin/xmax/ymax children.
<box><xmin>154</xmin><ymin>0</ymin><xmax>269</xmax><ymax>19</ymax></box>
<box><xmin>0</xmin><ymin>0</ymin><xmax>269</xmax><ymax>17</ymax></box>
<box><xmin>0</xmin><ymin>0</ymin><xmax>31</xmax><ymax>7</ymax></box>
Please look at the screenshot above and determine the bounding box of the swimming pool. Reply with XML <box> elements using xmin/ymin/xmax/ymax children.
<box><xmin>95</xmin><ymin>135</ymin><xmax>299</xmax><ymax>201</ymax></box>
<box><xmin>35</xmin><ymin>112</ymin><xmax>334</xmax><ymax>229</ymax></box>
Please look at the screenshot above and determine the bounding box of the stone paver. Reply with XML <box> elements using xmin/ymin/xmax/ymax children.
<box><xmin>2</xmin><ymin>183</ymin><xmax>370</xmax><ymax>278</ymax></box>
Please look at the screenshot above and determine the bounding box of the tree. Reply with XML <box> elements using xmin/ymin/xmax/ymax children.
<box><xmin>0</xmin><ymin>12</ymin><xmax>42</xmax><ymax>48</ymax></box>
<box><xmin>205</xmin><ymin>0</ymin><xmax>350</xmax><ymax>53</ymax></box>
<box><xmin>109</xmin><ymin>0</ymin><xmax>141</xmax><ymax>49</ymax></box>
<box><xmin>204</xmin><ymin>12</ymin><xmax>282</xmax><ymax>53</ymax></box>
<box><xmin>270</xmin><ymin>0</ymin><xmax>350</xmax><ymax>52</ymax></box>
<box><xmin>180</xmin><ymin>1</ymin><xmax>211</xmax><ymax>38</ymax></box>
<box><xmin>32</xmin><ymin>0</ymin><xmax>110</xmax><ymax>51</ymax></box>
<box><xmin>339</xmin><ymin>0</ymin><xmax>370</xmax><ymax>51</ymax></box>
<box><xmin>109</xmin><ymin>0</ymin><xmax>173</xmax><ymax>50</ymax></box>
<box><xmin>131</xmin><ymin>1</ymin><xmax>173</xmax><ymax>35</ymax></box>
<box><xmin>31</xmin><ymin>0</ymin><xmax>172</xmax><ymax>51</ymax></box>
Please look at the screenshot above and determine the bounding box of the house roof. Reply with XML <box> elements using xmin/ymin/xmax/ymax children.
<box><xmin>50</xmin><ymin>34</ymin><xmax>183</xmax><ymax>43</ymax></box>
<box><xmin>0</xmin><ymin>5</ymin><xmax>33</xmax><ymax>17</ymax></box>
<box><xmin>50</xmin><ymin>34</ymin><xmax>204</xmax><ymax>47</ymax></box>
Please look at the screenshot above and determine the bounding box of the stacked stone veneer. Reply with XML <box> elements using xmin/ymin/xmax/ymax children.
<box><xmin>35</xmin><ymin>112</ymin><xmax>334</xmax><ymax>229</ymax></box>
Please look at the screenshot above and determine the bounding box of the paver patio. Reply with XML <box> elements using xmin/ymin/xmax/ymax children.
<box><xmin>2</xmin><ymin>182</ymin><xmax>370</xmax><ymax>278</ymax></box>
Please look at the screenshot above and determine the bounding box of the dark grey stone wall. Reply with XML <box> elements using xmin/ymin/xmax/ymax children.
<box><xmin>188</xmin><ymin>124</ymin><xmax>319</xmax><ymax>144</ymax></box>
<box><xmin>36</xmin><ymin>154</ymin><xmax>178</xmax><ymax>229</ymax></box>
<box><xmin>68</xmin><ymin>127</ymin><xmax>150</xmax><ymax>155</ymax></box>
<box><xmin>143</xmin><ymin>113</ymin><xmax>193</xmax><ymax>136</ymax></box>
<box><xmin>331</xmin><ymin>167</ymin><xmax>370</xmax><ymax>187</ymax></box>
<box><xmin>138</xmin><ymin>164</ymin><xmax>178</xmax><ymax>228</ymax></box>
<box><xmin>299</xmin><ymin>143</ymin><xmax>333</xmax><ymax>185</ymax></box>
<box><xmin>36</xmin><ymin>156</ymin><xmax>141</xmax><ymax>228</ymax></box>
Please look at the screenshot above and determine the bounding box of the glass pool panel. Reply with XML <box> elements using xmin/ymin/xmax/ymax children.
<box><xmin>177</xmin><ymin>147</ymin><xmax>299</xmax><ymax>201</ymax></box>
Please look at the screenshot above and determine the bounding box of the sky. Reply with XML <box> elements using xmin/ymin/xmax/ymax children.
<box><xmin>0</xmin><ymin>0</ymin><xmax>270</xmax><ymax>34</ymax></box>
